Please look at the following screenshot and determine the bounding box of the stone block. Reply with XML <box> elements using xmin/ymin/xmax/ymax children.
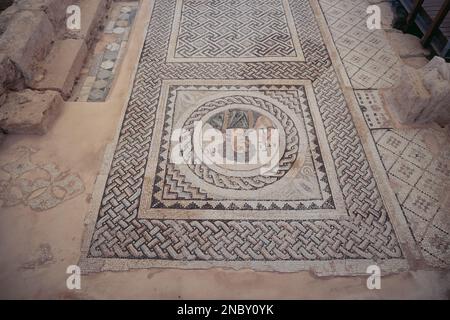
<box><xmin>383</xmin><ymin>57</ymin><xmax>450</xmax><ymax>125</ymax></box>
<box><xmin>13</xmin><ymin>0</ymin><xmax>74</xmax><ymax>30</ymax></box>
<box><xmin>32</xmin><ymin>39</ymin><xmax>88</xmax><ymax>99</ymax></box>
<box><xmin>0</xmin><ymin>89</ymin><xmax>62</xmax><ymax>135</ymax></box>
<box><xmin>0</xmin><ymin>10</ymin><xmax>55</xmax><ymax>83</ymax></box>
<box><xmin>402</xmin><ymin>57</ymin><xmax>430</xmax><ymax>69</ymax></box>
<box><xmin>0</xmin><ymin>130</ymin><xmax>5</xmax><ymax>146</ymax></box>
<box><xmin>0</xmin><ymin>4</ymin><xmax>19</xmax><ymax>35</ymax></box>
<box><xmin>0</xmin><ymin>53</ymin><xmax>24</xmax><ymax>97</ymax></box>
<box><xmin>387</xmin><ymin>32</ymin><xmax>431</xmax><ymax>58</ymax></box>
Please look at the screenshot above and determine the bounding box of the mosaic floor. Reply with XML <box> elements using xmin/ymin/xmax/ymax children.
<box><xmin>325</xmin><ymin>0</ymin><xmax>449</xmax><ymax>268</ymax></box>
<box><xmin>320</xmin><ymin>0</ymin><xmax>401</xmax><ymax>89</ymax></box>
<box><xmin>80</xmin><ymin>0</ymin><xmax>431</xmax><ymax>274</ymax></box>
<box><xmin>357</xmin><ymin>90</ymin><xmax>450</xmax><ymax>268</ymax></box>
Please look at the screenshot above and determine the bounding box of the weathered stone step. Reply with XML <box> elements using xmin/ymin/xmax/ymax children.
<box><xmin>0</xmin><ymin>89</ymin><xmax>62</xmax><ymax>135</ymax></box>
<box><xmin>32</xmin><ymin>39</ymin><xmax>88</xmax><ymax>99</ymax></box>
<box><xmin>8</xmin><ymin>0</ymin><xmax>73</xmax><ymax>31</ymax></box>
<box><xmin>0</xmin><ymin>10</ymin><xmax>54</xmax><ymax>84</ymax></box>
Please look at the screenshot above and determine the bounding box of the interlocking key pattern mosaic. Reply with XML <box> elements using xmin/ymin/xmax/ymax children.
<box><xmin>168</xmin><ymin>0</ymin><xmax>304</xmax><ymax>62</ymax></box>
<box><xmin>81</xmin><ymin>0</ymin><xmax>410</xmax><ymax>273</ymax></box>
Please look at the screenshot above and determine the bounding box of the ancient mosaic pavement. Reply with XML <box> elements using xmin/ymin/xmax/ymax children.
<box><xmin>319</xmin><ymin>0</ymin><xmax>401</xmax><ymax>89</ymax></box>
<box><xmin>81</xmin><ymin>0</ymin><xmax>416</xmax><ymax>274</ymax></box>
<box><xmin>357</xmin><ymin>90</ymin><xmax>450</xmax><ymax>268</ymax></box>
<box><xmin>0</xmin><ymin>147</ymin><xmax>84</xmax><ymax>212</ymax></box>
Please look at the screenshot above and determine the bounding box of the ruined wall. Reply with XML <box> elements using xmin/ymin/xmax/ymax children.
<box><xmin>383</xmin><ymin>57</ymin><xmax>450</xmax><ymax>125</ymax></box>
<box><xmin>0</xmin><ymin>0</ymin><xmax>113</xmax><ymax>136</ymax></box>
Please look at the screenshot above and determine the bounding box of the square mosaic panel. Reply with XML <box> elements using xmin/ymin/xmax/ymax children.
<box><xmin>139</xmin><ymin>81</ymin><xmax>346</xmax><ymax>221</ymax></box>
<box><xmin>81</xmin><ymin>0</ymin><xmax>411</xmax><ymax>274</ymax></box>
<box><xmin>167</xmin><ymin>0</ymin><xmax>305</xmax><ymax>62</ymax></box>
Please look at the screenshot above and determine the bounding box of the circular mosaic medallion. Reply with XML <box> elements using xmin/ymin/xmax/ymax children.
<box><xmin>181</xmin><ymin>95</ymin><xmax>300</xmax><ymax>190</ymax></box>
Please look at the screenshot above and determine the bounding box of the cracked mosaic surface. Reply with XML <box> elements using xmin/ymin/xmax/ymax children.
<box><xmin>0</xmin><ymin>147</ymin><xmax>84</xmax><ymax>211</ymax></box>
<box><xmin>80</xmin><ymin>0</ymin><xmax>413</xmax><ymax>273</ymax></box>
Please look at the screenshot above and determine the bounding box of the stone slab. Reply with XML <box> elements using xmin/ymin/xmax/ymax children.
<box><xmin>0</xmin><ymin>4</ymin><xmax>18</xmax><ymax>35</ymax></box>
<box><xmin>0</xmin><ymin>89</ymin><xmax>62</xmax><ymax>135</ymax></box>
<box><xmin>387</xmin><ymin>32</ymin><xmax>431</xmax><ymax>58</ymax></box>
<box><xmin>32</xmin><ymin>39</ymin><xmax>88</xmax><ymax>99</ymax></box>
<box><xmin>0</xmin><ymin>54</ymin><xmax>22</xmax><ymax>97</ymax></box>
<box><xmin>402</xmin><ymin>57</ymin><xmax>430</xmax><ymax>69</ymax></box>
<box><xmin>12</xmin><ymin>0</ymin><xmax>73</xmax><ymax>31</ymax></box>
<box><xmin>383</xmin><ymin>57</ymin><xmax>450</xmax><ymax>125</ymax></box>
<box><xmin>0</xmin><ymin>10</ymin><xmax>55</xmax><ymax>83</ymax></box>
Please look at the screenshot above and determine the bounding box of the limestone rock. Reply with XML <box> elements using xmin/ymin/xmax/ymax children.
<box><xmin>32</xmin><ymin>39</ymin><xmax>88</xmax><ymax>99</ymax></box>
<box><xmin>402</xmin><ymin>57</ymin><xmax>430</xmax><ymax>69</ymax></box>
<box><xmin>0</xmin><ymin>54</ymin><xmax>24</xmax><ymax>97</ymax></box>
<box><xmin>66</xmin><ymin>0</ymin><xmax>109</xmax><ymax>47</ymax></box>
<box><xmin>383</xmin><ymin>57</ymin><xmax>450</xmax><ymax>125</ymax></box>
<box><xmin>0</xmin><ymin>10</ymin><xmax>55</xmax><ymax>83</ymax></box>
<box><xmin>0</xmin><ymin>130</ymin><xmax>4</xmax><ymax>146</ymax></box>
<box><xmin>0</xmin><ymin>4</ymin><xmax>18</xmax><ymax>35</ymax></box>
<box><xmin>384</xmin><ymin>65</ymin><xmax>429</xmax><ymax>123</ymax></box>
<box><xmin>0</xmin><ymin>93</ymin><xmax>6</xmax><ymax>106</ymax></box>
<box><xmin>12</xmin><ymin>0</ymin><xmax>74</xmax><ymax>30</ymax></box>
<box><xmin>422</xmin><ymin>58</ymin><xmax>450</xmax><ymax>124</ymax></box>
<box><xmin>387</xmin><ymin>32</ymin><xmax>431</xmax><ymax>58</ymax></box>
<box><xmin>0</xmin><ymin>55</ymin><xmax>13</xmax><ymax>97</ymax></box>
<box><xmin>0</xmin><ymin>89</ymin><xmax>62</xmax><ymax>135</ymax></box>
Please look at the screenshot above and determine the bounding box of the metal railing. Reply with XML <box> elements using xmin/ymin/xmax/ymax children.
<box><xmin>401</xmin><ymin>0</ymin><xmax>450</xmax><ymax>58</ymax></box>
